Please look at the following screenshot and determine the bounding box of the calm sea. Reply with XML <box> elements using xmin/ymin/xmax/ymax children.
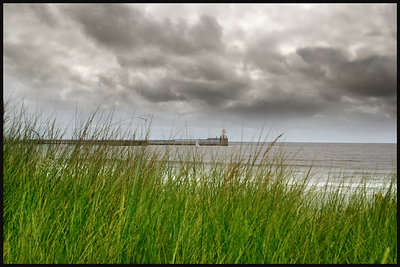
<box><xmin>40</xmin><ymin>141</ymin><xmax>397</xmax><ymax>195</ymax></box>
<box><xmin>148</xmin><ymin>142</ymin><xmax>397</xmax><ymax>194</ymax></box>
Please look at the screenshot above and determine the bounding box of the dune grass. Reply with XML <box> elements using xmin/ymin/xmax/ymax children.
<box><xmin>2</xmin><ymin>100</ymin><xmax>397</xmax><ymax>264</ymax></box>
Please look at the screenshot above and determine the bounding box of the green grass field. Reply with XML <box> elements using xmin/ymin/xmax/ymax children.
<box><xmin>3</xmin><ymin>100</ymin><xmax>397</xmax><ymax>264</ymax></box>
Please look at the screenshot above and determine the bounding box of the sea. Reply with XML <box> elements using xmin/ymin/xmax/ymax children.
<box><xmin>37</xmin><ymin>141</ymin><xmax>397</xmax><ymax>196</ymax></box>
<box><xmin>147</xmin><ymin>142</ymin><xmax>397</xmax><ymax>196</ymax></box>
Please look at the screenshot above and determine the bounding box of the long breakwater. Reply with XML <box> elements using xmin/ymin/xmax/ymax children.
<box><xmin>20</xmin><ymin>138</ymin><xmax>228</xmax><ymax>146</ymax></box>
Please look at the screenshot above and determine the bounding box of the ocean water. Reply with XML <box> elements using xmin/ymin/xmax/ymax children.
<box><xmin>36</xmin><ymin>141</ymin><xmax>397</xmax><ymax>195</ymax></box>
<box><xmin>147</xmin><ymin>142</ymin><xmax>397</xmax><ymax>194</ymax></box>
<box><xmin>269</xmin><ymin>142</ymin><xmax>397</xmax><ymax>194</ymax></box>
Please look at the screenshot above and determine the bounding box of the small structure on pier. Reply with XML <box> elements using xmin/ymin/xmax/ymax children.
<box><xmin>219</xmin><ymin>129</ymin><xmax>228</xmax><ymax>146</ymax></box>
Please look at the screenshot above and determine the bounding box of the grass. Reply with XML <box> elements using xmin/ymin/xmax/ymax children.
<box><xmin>2</xmin><ymin>99</ymin><xmax>397</xmax><ymax>264</ymax></box>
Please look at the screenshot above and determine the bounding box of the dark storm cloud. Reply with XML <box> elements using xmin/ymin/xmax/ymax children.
<box><xmin>174</xmin><ymin>78</ymin><xmax>248</xmax><ymax>106</ymax></box>
<box><xmin>221</xmin><ymin>42</ymin><xmax>396</xmax><ymax>120</ymax></box>
<box><xmin>338</xmin><ymin>56</ymin><xmax>396</xmax><ymax>98</ymax></box>
<box><xmin>53</xmin><ymin>4</ymin><xmax>244</xmax><ymax>108</ymax></box>
<box><xmin>297</xmin><ymin>47</ymin><xmax>349</xmax><ymax>66</ymax></box>
<box><xmin>62</xmin><ymin>5</ymin><xmax>152</xmax><ymax>50</ymax></box>
<box><xmin>3</xmin><ymin>4</ymin><xmax>234</xmax><ymax>110</ymax></box>
<box><xmin>224</xmin><ymin>94</ymin><xmax>324</xmax><ymax>119</ymax></box>
<box><xmin>118</xmin><ymin>50</ymin><xmax>238</xmax><ymax>83</ymax></box>
<box><xmin>128</xmin><ymin>76</ymin><xmax>185</xmax><ymax>103</ymax></box>
<box><xmin>120</xmin><ymin>71</ymin><xmax>248</xmax><ymax>106</ymax></box>
<box><xmin>61</xmin><ymin>4</ymin><xmax>224</xmax><ymax>55</ymax></box>
<box><xmin>296</xmin><ymin>46</ymin><xmax>396</xmax><ymax>99</ymax></box>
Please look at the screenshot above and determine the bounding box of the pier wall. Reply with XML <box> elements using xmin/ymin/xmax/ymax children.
<box><xmin>21</xmin><ymin>138</ymin><xmax>228</xmax><ymax>146</ymax></box>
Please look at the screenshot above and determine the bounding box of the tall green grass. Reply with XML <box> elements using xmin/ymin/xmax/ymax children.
<box><xmin>3</xmin><ymin>100</ymin><xmax>397</xmax><ymax>264</ymax></box>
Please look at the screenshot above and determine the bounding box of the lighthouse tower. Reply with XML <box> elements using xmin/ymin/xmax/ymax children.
<box><xmin>219</xmin><ymin>129</ymin><xmax>228</xmax><ymax>146</ymax></box>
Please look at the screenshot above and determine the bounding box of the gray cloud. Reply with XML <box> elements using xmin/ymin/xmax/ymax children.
<box><xmin>336</xmin><ymin>55</ymin><xmax>396</xmax><ymax>98</ymax></box>
<box><xmin>295</xmin><ymin>46</ymin><xmax>396</xmax><ymax>116</ymax></box>
<box><xmin>61</xmin><ymin>5</ymin><xmax>225</xmax><ymax>56</ymax></box>
<box><xmin>297</xmin><ymin>47</ymin><xmax>349</xmax><ymax>66</ymax></box>
<box><xmin>61</xmin><ymin>4</ymin><xmax>146</xmax><ymax>50</ymax></box>
<box><xmin>225</xmin><ymin>95</ymin><xmax>325</xmax><ymax>119</ymax></box>
<box><xmin>3</xmin><ymin>3</ymin><xmax>397</xmax><ymax>142</ymax></box>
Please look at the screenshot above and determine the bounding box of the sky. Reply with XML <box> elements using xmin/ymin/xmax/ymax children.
<box><xmin>3</xmin><ymin>3</ymin><xmax>397</xmax><ymax>143</ymax></box>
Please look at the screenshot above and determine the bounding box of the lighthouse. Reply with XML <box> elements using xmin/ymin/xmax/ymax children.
<box><xmin>220</xmin><ymin>129</ymin><xmax>228</xmax><ymax>146</ymax></box>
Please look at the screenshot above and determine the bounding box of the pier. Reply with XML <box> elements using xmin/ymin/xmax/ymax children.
<box><xmin>22</xmin><ymin>129</ymin><xmax>229</xmax><ymax>146</ymax></box>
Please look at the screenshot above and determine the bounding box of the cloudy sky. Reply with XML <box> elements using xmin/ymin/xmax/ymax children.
<box><xmin>3</xmin><ymin>4</ymin><xmax>397</xmax><ymax>142</ymax></box>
